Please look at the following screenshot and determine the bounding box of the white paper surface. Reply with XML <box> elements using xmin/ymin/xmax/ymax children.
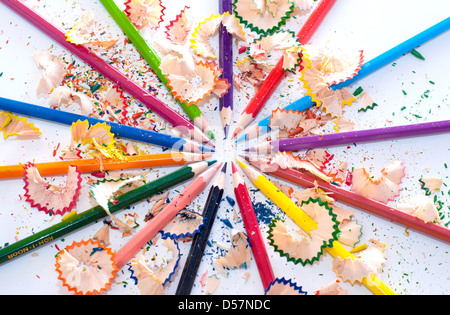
<box><xmin>0</xmin><ymin>0</ymin><xmax>449</xmax><ymax>295</ymax></box>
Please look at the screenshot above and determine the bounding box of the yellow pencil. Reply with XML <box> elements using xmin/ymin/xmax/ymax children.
<box><xmin>235</xmin><ymin>159</ymin><xmax>395</xmax><ymax>295</ymax></box>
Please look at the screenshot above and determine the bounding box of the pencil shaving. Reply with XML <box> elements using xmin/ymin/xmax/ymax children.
<box><xmin>23</xmin><ymin>163</ymin><xmax>82</xmax><ymax>216</ymax></box>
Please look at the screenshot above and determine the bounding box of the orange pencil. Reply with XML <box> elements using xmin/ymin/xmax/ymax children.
<box><xmin>114</xmin><ymin>161</ymin><xmax>222</xmax><ymax>269</ymax></box>
<box><xmin>0</xmin><ymin>152</ymin><xmax>211</xmax><ymax>179</ymax></box>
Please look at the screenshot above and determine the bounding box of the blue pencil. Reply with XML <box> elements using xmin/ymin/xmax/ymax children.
<box><xmin>0</xmin><ymin>97</ymin><xmax>214</xmax><ymax>153</ymax></box>
<box><xmin>236</xmin><ymin>16</ymin><xmax>450</xmax><ymax>143</ymax></box>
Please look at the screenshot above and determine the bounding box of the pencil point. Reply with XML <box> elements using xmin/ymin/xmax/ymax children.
<box><xmin>223</xmin><ymin>125</ymin><xmax>229</xmax><ymax>138</ymax></box>
<box><xmin>206</xmin><ymin>160</ymin><xmax>218</xmax><ymax>167</ymax></box>
<box><xmin>221</xmin><ymin>162</ymin><xmax>228</xmax><ymax>173</ymax></box>
<box><xmin>239</xmin><ymin>153</ymin><xmax>250</xmax><ymax>162</ymax></box>
<box><xmin>231</xmin><ymin>161</ymin><xmax>238</xmax><ymax>173</ymax></box>
<box><xmin>235</xmin><ymin>134</ymin><xmax>247</xmax><ymax>143</ymax></box>
<box><xmin>207</xmin><ymin>130</ymin><xmax>216</xmax><ymax>141</ymax></box>
<box><xmin>231</xmin><ymin>128</ymin><xmax>240</xmax><ymax>140</ymax></box>
<box><xmin>235</xmin><ymin>158</ymin><xmax>248</xmax><ymax>170</ymax></box>
<box><xmin>200</xmin><ymin>145</ymin><xmax>215</xmax><ymax>153</ymax></box>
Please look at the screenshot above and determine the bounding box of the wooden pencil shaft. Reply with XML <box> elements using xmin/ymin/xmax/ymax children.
<box><xmin>0</xmin><ymin>97</ymin><xmax>201</xmax><ymax>152</ymax></box>
<box><xmin>0</xmin><ymin>164</ymin><xmax>199</xmax><ymax>265</ymax></box>
<box><xmin>175</xmin><ymin>184</ymin><xmax>225</xmax><ymax>295</ymax></box>
<box><xmin>275</xmin><ymin>120</ymin><xmax>450</xmax><ymax>152</ymax></box>
<box><xmin>0</xmin><ymin>153</ymin><xmax>195</xmax><ymax>179</ymax></box>
<box><xmin>234</xmin><ymin>183</ymin><xmax>275</xmax><ymax>290</ymax></box>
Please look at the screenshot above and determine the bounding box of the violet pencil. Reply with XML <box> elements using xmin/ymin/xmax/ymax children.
<box><xmin>247</xmin><ymin>120</ymin><xmax>450</xmax><ymax>154</ymax></box>
<box><xmin>219</xmin><ymin>0</ymin><xmax>234</xmax><ymax>137</ymax></box>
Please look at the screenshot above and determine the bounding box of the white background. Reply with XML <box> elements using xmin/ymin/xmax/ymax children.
<box><xmin>0</xmin><ymin>0</ymin><xmax>449</xmax><ymax>295</ymax></box>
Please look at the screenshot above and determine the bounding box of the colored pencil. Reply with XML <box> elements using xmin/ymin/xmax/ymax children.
<box><xmin>0</xmin><ymin>160</ymin><xmax>216</xmax><ymax>265</ymax></box>
<box><xmin>114</xmin><ymin>162</ymin><xmax>222</xmax><ymax>269</ymax></box>
<box><xmin>175</xmin><ymin>163</ymin><xmax>227</xmax><ymax>295</ymax></box>
<box><xmin>0</xmin><ymin>97</ymin><xmax>213</xmax><ymax>153</ymax></box>
<box><xmin>235</xmin><ymin>159</ymin><xmax>395</xmax><ymax>295</ymax></box>
<box><xmin>231</xmin><ymin>0</ymin><xmax>336</xmax><ymax>139</ymax></box>
<box><xmin>331</xmin><ymin>16</ymin><xmax>450</xmax><ymax>90</ymax></box>
<box><xmin>231</xmin><ymin>162</ymin><xmax>275</xmax><ymax>290</ymax></box>
<box><xmin>246</xmin><ymin>120</ymin><xmax>450</xmax><ymax>154</ymax></box>
<box><xmin>237</xmin><ymin>16</ymin><xmax>450</xmax><ymax>143</ymax></box>
<box><xmin>0</xmin><ymin>152</ymin><xmax>211</xmax><ymax>179</ymax></box>
<box><xmin>245</xmin><ymin>156</ymin><xmax>450</xmax><ymax>244</ymax></box>
<box><xmin>0</xmin><ymin>0</ymin><xmax>213</xmax><ymax>146</ymax></box>
<box><xmin>219</xmin><ymin>0</ymin><xmax>234</xmax><ymax>137</ymax></box>
<box><xmin>235</xmin><ymin>96</ymin><xmax>314</xmax><ymax>143</ymax></box>
<box><xmin>99</xmin><ymin>0</ymin><xmax>215</xmax><ymax>142</ymax></box>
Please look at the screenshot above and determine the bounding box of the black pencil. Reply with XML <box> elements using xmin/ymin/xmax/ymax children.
<box><xmin>175</xmin><ymin>163</ymin><xmax>227</xmax><ymax>295</ymax></box>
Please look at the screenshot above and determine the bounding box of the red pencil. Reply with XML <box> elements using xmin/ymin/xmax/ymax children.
<box><xmin>231</xmin><ymin>162</ymin><xmax>275</xmax><ymax>290</ymax></box>
<box><xmin>231</xmin><ymin>0</ymin><xmax>336</xmax><ymax>139</ymax></box>
<box><xmin>246</xmin><ymin>156</ymin><xmax>450</xmax><ymax>244</ymax></box>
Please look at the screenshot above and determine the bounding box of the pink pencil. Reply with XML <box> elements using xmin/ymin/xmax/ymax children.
<box><xmin>0</xmin><ymin>0</ymin><xmax>212</xmax><ymax>146</ymax></box>
<box><xmin>232</xmin><ymin>162</ymin><xmax>275</xmax><ymax>290</ymax></box>
<box><xmin>114</xmin><ymin>161</ymin><xmax>222</xmax><ymax>269</ymax></box>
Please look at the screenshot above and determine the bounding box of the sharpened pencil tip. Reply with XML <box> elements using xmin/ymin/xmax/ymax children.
<box><xmin>238</xmin><ymin>154</ymin><xmax>250</xmax><ymax>162</ymax></box>
<box><xmin>221</xmin><ymin>162</ymin><xmax>228</xmax><ymax>173</ymax></box>
<box><xmin>207</xmin><ymin>130</ymin><xmax>216</xmax><ymax>141</ymax></box>
<box><xmin>206</xmin><ymin>160</ymin><xmax>218</xmax><ymax>166</ymax></box>
<box><xmin>234</xmin><ymin>158</ymin><xmax>248</xmax><ymax>170</ymax></box>
<box><xmin>223</xmin><ymin>125</ymin><xmax>229</xmax><ymax>138</ymax></box>
<box><xmin>235</xmin><ymin>134</ymin><xmax>247</xmax><ymax>143</ymax></box>
<box><xmin>231</xmin><ymin>128</ymin><xmax>240</xmax><ymax>140</ymax></box>
<box><xmin>200</xmin><ymin>145</ymin><xmax>215</xmax><ymax>153</ymax></box>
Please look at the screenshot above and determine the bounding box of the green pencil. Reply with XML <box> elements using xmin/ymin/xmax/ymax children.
<box><xmin>0</xmin><ymin>160</ymin><xmax>216</xmax><ymax>265</ymax></box>
<box><xmin>100</xmin><ymin>0</ymin><xmax>216</xmax><ymax>141</ymax></box>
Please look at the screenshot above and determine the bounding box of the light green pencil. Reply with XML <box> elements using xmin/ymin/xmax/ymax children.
<box><xmin>100</xmin><ymin>0</ymin><xmax>216</xmax><ymax>141</ymax></box>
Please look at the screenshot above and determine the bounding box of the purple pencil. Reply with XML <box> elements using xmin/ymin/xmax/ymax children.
<box><xmin>219</xmin><ymin>0</ymin><xmax>234</xmax><ymax>137</ymax></box>
<box><xmin>246</xmin><ymin>120</ymin><xmax>450</xmax><ymax>154</ymax></box>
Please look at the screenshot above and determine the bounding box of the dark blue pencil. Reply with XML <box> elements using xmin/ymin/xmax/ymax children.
<box><xmin>175</xmin><ymin>163</ymin><xmax>227</xmax><ymax>295</ymax></box>
<box><xmin>0</xmin><ymin>96</ymin><xmax>213</xmax><ymax>153</ymax></box>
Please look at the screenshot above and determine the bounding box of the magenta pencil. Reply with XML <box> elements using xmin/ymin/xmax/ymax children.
<box><xmin>0</xmin><ymin>0</ymin><xmax>212</xmax><ymax>146</ymax></box>
<box><xmin>232</xmin><ymin>162</ymin><xmax>275</xmax><ymax>290</ymax></box>
<box><xmin>114</xmin><ymin>161</ymin><xmax>222</xmax><ymax>269</ymax></box>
